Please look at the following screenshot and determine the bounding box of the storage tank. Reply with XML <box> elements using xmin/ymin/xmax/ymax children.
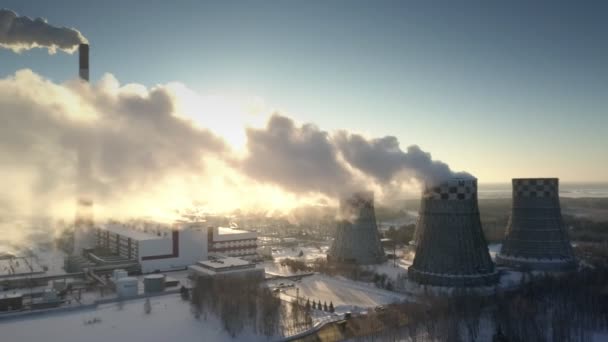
<box><xmin>143</xmin><ymin>274</ymin><xmax>165</xmax><ymax>293</ymax></box>
<box><xmin>115</xmin><ymin>277</ymin><xmax>138</xmax><ymax>298</ymax></box>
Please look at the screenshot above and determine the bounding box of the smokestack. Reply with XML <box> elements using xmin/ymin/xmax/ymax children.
<box><xmin>327</xmin><ymin>192</ymin><xmax>386</xmax><ymax>265</ymax></box>
<box><xmin>496</xmin><ymin>178</ymin><xmax>576</xmax><ymax>271</ymax></box>
<box><xmin>409</xmin><ymin>178</ymin><xmax>498</xmax><ymax>287</ymax></box>
<box><xmin>79</xmin><ymin>43</ymin><xmax>89</xmax><ymax>81</ymax></box>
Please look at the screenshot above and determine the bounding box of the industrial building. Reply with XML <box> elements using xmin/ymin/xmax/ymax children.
<box><xmin>496</xmin><ymin>178</ymin><xmax>576</xmax><ymax>271</ymax></box>
<box><xmin>88</xmin><ymin>222</ymin><xmax>259</xmax><ymax>273</ymax></box>
<box><xmin>188</xmin><ymin>256</ymin><xmax>264</xmax><ymax>281</ymax></box>
<box><xmin>207</xmin><ymin>226</ymin><xmax>258</xmax><ymax>258</ymax></box>
<box><xmin>409</xmin><ymin>178</ymin><xmax>499</xmax><ymax>287</ymax></box>
<box><xmin>327</xmin><ymin>192</ymin><xmax>386</xmax><ymax>265</ymax></box>
<box><xmin>95</xmin><ymin>222</ymin><xmax>208</xmax><ymax>273</ymax></box>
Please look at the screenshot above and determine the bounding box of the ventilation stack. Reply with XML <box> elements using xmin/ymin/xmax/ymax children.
<box><xmin>327</xmin><ymin>192</ymin><xmax>386</xmax><ymax>265</ymax></box>
<box><xmin>496</xmin><ymin>178</ymin><xmax>576</xmax><ymax>271</ymax></box>
<box><xmin>79</xmin><ymin>43</ymin><xmax>89</xmax><ymax>81</ymax></box>
<box><xmin>409</xmin><ymin>178</ymin><xmax>498</xmax><ymax>287</ymax></box>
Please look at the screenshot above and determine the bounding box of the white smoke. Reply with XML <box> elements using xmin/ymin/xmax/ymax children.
<box><xmin>0</xmin><ymin>69</ymin><xmax>470</xmax><ymax>223</ymax></box>
<box><xmin>240</xmin><ymin>114</ymin><xmax>471</xmax><ymax>197</ymax></box>
<box><xmin>0</xmin><ymin>9</ymin><xmax>87</xmax><ymax>54</ymax></box>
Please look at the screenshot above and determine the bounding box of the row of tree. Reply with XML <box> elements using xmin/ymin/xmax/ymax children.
<box><xmin>304</xmin><ymin>298</ymin><xmax>334</xmax><ymax>313</ymax></box>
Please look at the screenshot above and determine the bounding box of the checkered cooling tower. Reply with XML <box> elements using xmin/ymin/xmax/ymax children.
<box><xmin>327</xmin><ymin>192</ymin><xmax>386</xmax><ymax>265</ymax></box>
<box><xmin>496</xmin><ymin>178</ymin><xmax>576</xmax><ymax>271</ymax></box>
<box><xmin>409</xmin><ymin>178</ymin><xmax>498</xmax><ymax>287</ymax></box>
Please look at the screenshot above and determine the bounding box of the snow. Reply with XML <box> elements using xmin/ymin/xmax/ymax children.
<box><xmin>488</xmin><ymin>243</ymin><xmax>502</xmax><ymax>259</ymax></box>
<box><xmin>0</xmin><ymin>294</ymin><xmax>270</xmax><ymax>342</ymax></box>
<box><xmin>365</xmin><ymin>251</ymin><xmax>414</xmax><ymax>282</ymax></box>
<box><xmin>271</xmin><ymin>245</ymin><xmax>329</xmax><ymax>262</ymax></box>
<box><xmin>280</xmin><ymin>274</ymin><xmax>410</xmax><ymax>311</ymax></box>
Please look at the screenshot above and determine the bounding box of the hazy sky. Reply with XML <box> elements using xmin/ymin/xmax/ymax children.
<box><xmin>2</xmin><ymin>0</ymin><xmax>607</xmax><ymax>183</ymax></box>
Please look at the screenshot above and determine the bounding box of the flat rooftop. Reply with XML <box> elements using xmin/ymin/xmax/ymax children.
<box><xmin>0</xmin><ymin>257</ymin><xmax>46</xmax><ymax>279</ymax></box>
<box><xmin>196</xmin><ymin>256</ymin><xmax>255</xmax><ymax>271</ymax></box>
<box><xmin>102</xmin><ymin>224</ymin><xmax>165</xmax><ymax>241</ymax></box>
<box><xmin>217</xmin><ymin>227</ymin><xmax>252</xmax><ymax>235</ymax></box>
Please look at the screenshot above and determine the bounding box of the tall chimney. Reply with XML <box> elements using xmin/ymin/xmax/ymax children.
<box><xmin>79</xmin><ymin>43</ymin><xmax>89</xmax><ymax>81</ymax></box>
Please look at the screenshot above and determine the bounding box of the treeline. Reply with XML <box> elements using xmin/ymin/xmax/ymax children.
<box><xmin>383</xmin><ymin>224</ymin><xmax>415</xmax><ymax>245</ymax></box>
<box><xmin>190</xmin><ymin>274</ymin><xmax>314</xmax><ymax>338</ymax></box>
<box><xmin>190</xmin><ymin>275</ymin><xmax>282</xmax><ymax>337</ymax></box>
<box><xmin>565</xmin><ymin>216</ymin><xmax>608</xmax><ymax>242</ymax></box>
<box><xmin>353</xmin><ymin>266</ymin><xmax>608</xmax><ymax>341</ymax></box>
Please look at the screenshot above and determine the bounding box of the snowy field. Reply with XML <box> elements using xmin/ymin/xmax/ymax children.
<box><xmin>263</xmin><ymin>245</ymin><xmax>329</xmax><ymax>277</ymax></box>
<box><xmin>271</xmin><ymin>245</ymin><xmax>329</xmax><ymax>262</ymax></box>
<box><xmin>365</xmin><ymin>250</ymin><xmax>414</xmax><ymax>282</ymax></box>
<box><xmin>280</xmin><ymin>274</ymin><xmax>410</xmax><ymax>311</ymax></box>
<box><xmin>0</xmin><ymin>294</ymin><xmax>270</xmax><ymax>342</ymax></box>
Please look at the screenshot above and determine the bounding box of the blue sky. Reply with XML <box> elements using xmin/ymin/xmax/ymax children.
<box><xmin>2</xmin><ymin>1</ymin><xmax>607</xmax><ymax>182</ymax></box>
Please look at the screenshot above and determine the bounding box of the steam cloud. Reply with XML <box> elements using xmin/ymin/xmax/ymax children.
<box><xmin>0</xmin><ymin>69</ymin><xmax>469</xmax><ymax>220</ymax></box>
<box><xmin>241</xmin><ymin>114</ymin><xmax>470</xmax><ymax>196</ymax></box>
<box><xmin>334</xmin><ymin>132</ymin><xmax>473</xmax><ymax>186</ymax></box>
<box><xmin>0</xmin><ymin>70</ymin><xmax>226</xmax><ymax>218</ymax></box>
<box><xmin>240</xmin><ymin>115</ymin><xmax>358</xmax><ymax>195</ymax></box>
<box><xmin>0</xmin><ymin>9</ymin><xmax>87</xmax><ymax>54</ymax></box>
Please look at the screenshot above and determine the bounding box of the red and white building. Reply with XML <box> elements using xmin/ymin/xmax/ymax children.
<box><xmin>96</xmin><ymin>222</ymin><xmax>208</xmax><ymax>273</ymax></box>
<box><xmin>94</xmin><ymin>223</ymin><xmax>258</xmax><ymax>273</ymax></box>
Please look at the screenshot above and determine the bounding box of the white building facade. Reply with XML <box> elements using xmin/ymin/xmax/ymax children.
<box><xmin>207</xmin><ymin>227</ymin><xmax>257</xmax><ymax>258</ymax></box>
<box><xmin>96</xmin><ymin>222</ymin><xmax>208</xmax><ymax>273</ymax></box>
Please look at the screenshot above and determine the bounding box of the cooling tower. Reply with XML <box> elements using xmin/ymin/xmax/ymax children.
<box><xmin>327</xmin><ymin>192</ymin><xmax>386</xmax><ymax>265</ymax></box>
<box><xmin>79</xmin><ymin>43</ymin><xmax>89</xmax><ymax>81</ymax></box>
<box><xmin>409</xmin><ymin>178</ymin><xmax>498</xmax><ymax>287</ymax></box>
<box><xmin>496</xmin><ymin>178</ymin><xmax>576</xmax><ymax>271</ymax></box>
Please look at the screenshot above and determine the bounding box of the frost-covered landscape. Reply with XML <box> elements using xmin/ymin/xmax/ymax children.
<box><xmin>0</xmin><ymin>295</ymin><xmax>269</xmax><ymax>342</ymax></box>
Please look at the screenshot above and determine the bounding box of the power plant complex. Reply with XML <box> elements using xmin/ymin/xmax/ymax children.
<box><xmin>408</xmin><ymin>178</ymin><xmax>499</xmax><ymax>287</ymax></box>
<box><xmin>325</xmin><ymin>177</ymin><xmax>577</xmax><ymax>290</ymax></box>
<box><xmin>496</xmin><ymin>178</ymin><xmax>576</xmax><ymax>271</ymax></box>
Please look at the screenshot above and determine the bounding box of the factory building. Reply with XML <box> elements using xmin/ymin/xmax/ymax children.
<box><xmin>409</xmin><ymin>178</ymin><xmax>499</xmax><ymax>287</ymax></box>
<box><xmin>207</xmin><ymin>226</ymin><xmax>258</xmax><ymax>258</ymax></box>
<box><xmin>188</xmin><ymin>256</ymin><xmax>264</xmax><ymax>282</ymax></box>
<box><xmin>95</xmin><ymin>222</ymin><xmax>208</xmax><ymax>273</ymax></box>
<box><xmin>496</xmin><ymin>178</ymin><xmax>576</xmax><ymax>271</ymax></box>
<box><xmin>327</xmin><ymin>192</ymin><xmax>386</xmax><ymax>265</ymax></box>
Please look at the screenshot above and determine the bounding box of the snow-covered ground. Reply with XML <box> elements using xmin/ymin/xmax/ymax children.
<box><xmin>365</xmin><ymin>249</ymin><xmax>415</xmax><ymax>282</ymax></box>
<box><xmin>263</xmin><ymin>244</ymin><xmax>329</xmax><ymax>277</ymax></box>
<box><xmin>271</xmin><ymin>245</ymin><xmax>329</xmax><ymax>262</ymax></box>
<box><xmin>488</xmin><ymin>243</ymin><xmax>502</xmax><ymax>260</ymax></box>
<box><xmin>279</xmin><ymin>274</ymin><xmax>410</xmax><ymax>312</ymax></box>
<box><xmin>0</xmin><ymin>294</ymin><xmax>271</xmax><ymax>342</ymax></box>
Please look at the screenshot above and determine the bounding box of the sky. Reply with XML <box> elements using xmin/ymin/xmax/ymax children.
<box><xmin>1</xmin><ymin>0</ymin><xmax>607</xmax><ymax>184</ymax></box>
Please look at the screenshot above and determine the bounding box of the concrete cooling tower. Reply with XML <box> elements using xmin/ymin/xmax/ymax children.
<box><xmin>496</xmin><ymin>178</ymin><xmax>576</xmax><ymax>271</ymax></box>
<box><xmin>327</xmin><ymin>192</ymin><xmax>386</xmax><ymax>265</ymax></box>
<box><xmin>409</xmin><ymin>178</ymin><xmax>499</xmax><ymax>287</ymax></box>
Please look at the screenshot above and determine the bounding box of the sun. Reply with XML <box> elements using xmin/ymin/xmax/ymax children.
<box><xmin>168</xmin><ymin>83</ymin><xmax>268</xmax><ymax>151</ymax></box>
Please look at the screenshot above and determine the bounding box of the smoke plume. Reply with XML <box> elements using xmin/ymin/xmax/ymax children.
<box><xmin>0</xmin><ymin>69</ymin><xmax>470</xmax><ymax>223</ymax></box>
<box><xmin>0</xmin><ymin>9</ymin><xmax>87</xmax><ymax>54</ymax></box>
<box><xmin>334</xmin><ymin>132</ymin><xmax>473</xmax><ymax>186</ymax></box>
<box><xmin>239</xmin><ymin>114</ymin><xmax>471</xmax><ymax>197</ymax></box>
<box><xmin>240</xmin><ymin>115</ymin><xmax>359</xmax><ymax>195</ymax></box>
<box><xmin>0</xmin><ymin>69</ymin><xmax>226</xmax><ymax>219</ymax></box>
